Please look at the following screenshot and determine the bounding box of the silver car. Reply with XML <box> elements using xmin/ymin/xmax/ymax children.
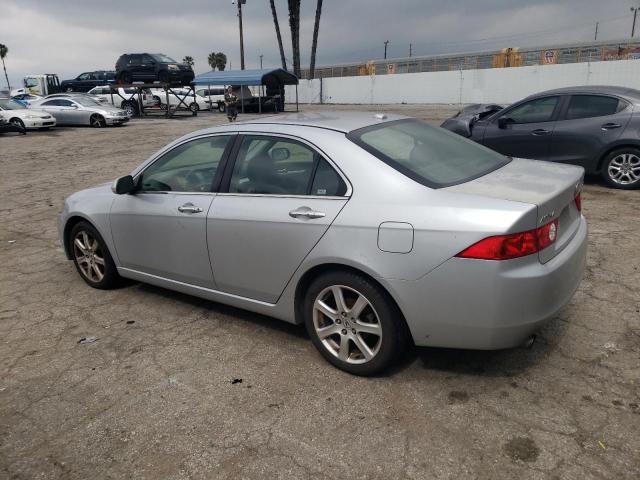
<box><xmin>59</xmin><ymin>112</ymin><xmax>587</xmax><ymax>375</ymax></box>
<box><xmin>32</xmin><ymin>96</ymin><xmax>128</xmax><ymax>127</ymax></box>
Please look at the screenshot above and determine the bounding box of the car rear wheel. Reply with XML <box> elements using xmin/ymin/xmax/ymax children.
<box><xmin>65</xmin><ymin>87</ymin><xmax>74</xmax><ymax>92</ymax></box>
<box><xmin>189</xmin><ymin>102</ymin><xmax>199</xmax><ymax>112</ymax></box>
<box><xmin>121</xmin><ymin>101</ymin><xmax>137</xmax><ymax>116</ymax></box>
<box><xmin>304</xmin><ymin>271</ymin><xmax>410</xmax><ymax>376</ymax></box>
<box><xmin>602</xmin><ymin>148</ymin><xmax>640</xmax><ymax>189</ymax></box>
<box><xmin>70</xmin><ymin>221</ymin><xmax>120</xmax><ymax>289</ymax></box>
<box><xmin>218</xmin><ymin>102</ymin><xmax>225</xmax><ymax>113</ymax></box>
<box><xmin>10</xmin><ymin>118</ymin><xmax>25</xmax><ymax>130</ymax></box>
<box><xmin>119</xmin><ymin>72</ymin><xmax>132</xmax><ymax>84</ymax></box>
<box><xmin>90</xmin><ymin>114</ymin><xmax>106</xmax><ymax>128</ymax></box>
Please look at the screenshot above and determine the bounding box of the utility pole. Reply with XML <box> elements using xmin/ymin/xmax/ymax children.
<box><xmin>234</xmin><ymin>0</ymin><xmax>246</xmax><ymax>70</ymax></box>
<box><xmin>409</xmin><ymin>43</ymin><xmax>412</xmax><ymax>57</ymax></box>
<box><xmin>594</xmin><ymin>22</ymin><xmax>599</xmax><ymax>41</ymax></box>
<box><xmin>384</xmin><ymin>40</ymin><xmax>389</xmax><ymax>59</ymax></box>
<box><xmin>632</xmin><ymin>6</ymin><xmax>639</xmax><ymax>38</ymax></box>
<box><xmin>260</xmin><ymin>54</ymin><xmax>263</xmax><ymax>69</ymax></box>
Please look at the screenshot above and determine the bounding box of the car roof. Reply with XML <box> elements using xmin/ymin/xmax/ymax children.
<box><xmin>236</xmin><ymin>111</ymin><xmax>410</xmax><ymax>133</ymax></box>
<box><xmin>525</xmin><ymin>85</ymin><xmax>640</xmax><ymax>101</ymax></box>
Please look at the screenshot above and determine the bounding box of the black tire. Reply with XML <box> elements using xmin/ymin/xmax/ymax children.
<box><xmin>601</xmin><ymin>147</ymin><xmax>640</xmax><ymax>189</ymax></box>
<box><xmin>90</xmin><ymin>114</ymin><xmax>106</xmax><ymax>128</ymax></box>
<box><xmin>69</xmin><ymin>221</ymin><xmax>120</xmax><ymax>289</ymax></box>
<box><xmin>10</xmin><ymin>118</ymin><xmax>25</xmax><ymax>130</ymax></box>
<box><xmin>158</xmin><ymin>70</ymin><xmax>169</xmax><ymax>84</ymax></box>
<box><xmin>218</xmin><ymin>102</ymin><xmax>226</xmax><ymax>113</ymax></box>
<box><xmin>303</xmin><ymin>271</ymin><xmax>410</xmax><ymax>376</ymax></box>
<box><xmin>189</xmin><ymin>102</ymin><xmax>199</xmax><ymax>113</ymax></box>
<box><xmin>65</xmin><ymin>87</ymin><xmax>74</xmax><ymax>92</ymax></box>
<box><xmin>119</xmin><ymin>71</ymin><xmax>132</xmax><ymax>84</ymax></box>
<box><xmin>121</xmin><ymin>101</ymin><xmax>137</xmax><ymax>116</ymax></box>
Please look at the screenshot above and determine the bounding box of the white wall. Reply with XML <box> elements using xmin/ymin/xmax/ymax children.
<box><xmin>286</xmin><ymin>59</ymin><xmax>640</xmax><ymax>105</ymax></box>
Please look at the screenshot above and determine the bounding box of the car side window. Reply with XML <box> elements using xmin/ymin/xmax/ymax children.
<box><xmin>228</xmin><ymin>135</ymin><xmax>345</xmax><ymax>196</ymax></box>
<box><xmin>139</xmin><ymin>136</ymin><xmax>232</xmax><ymax>193</ymax></box>
<box><xmin>142</xmin><ymin>55</ymin><xmax>155</xmax><ymax>65</ymax></box>
<box><xmin>58</xmin><ymin>100</ymin><xmax>74</xmax><ymax>107</ymax></box>
<box><xmin>41</xmin><ymin>100</ymin><xmax>58</xmax><ymax>106</ymax></box>
<box><xmin>565</xmin><ymin>95</ymin><xmax>624</xmax><ymax>120</ymax></box>
<box><xmin>78</xmin><ymin>73</ymin><xmax>90</xmax><ymax>81</ymax></box>
<box><xmin>501</xmin><ymin>96</ymin><xmax>559</xmax><ymax>124</ymax></box>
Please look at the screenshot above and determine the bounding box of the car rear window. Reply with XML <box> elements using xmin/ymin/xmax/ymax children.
<box><xmin>565</xmin><ymin>95</ymin><xmax>625</xmax><ymax>120</ymax></box>
<box><xmin>348</xmin><ymin>119</ymin><xmax>509</xmax><ymax>188</ymax></box>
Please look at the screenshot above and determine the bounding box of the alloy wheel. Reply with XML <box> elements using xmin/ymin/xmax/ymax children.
<box><xmin>73</xmin><ymin>230</ymin><xmax>105</xmax><ymax>283</ymax></box>
<box><xmin>608</xmin><ymin>153</ymin><xmax>640</xmax><ymax>185</ymax></box>
<box><xmin>90</xmin><ymin>115</ymin><xmax>106</xmax><ymax>128</ymax></box>
<box><xmin>312</xmin><ymin>285</ymin><xmax>383</xmax><ymax>364</ymax></box>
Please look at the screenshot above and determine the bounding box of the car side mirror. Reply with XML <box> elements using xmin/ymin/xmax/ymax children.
<box><xmin>112</xmin><ymin>175</ymin><xmax>135</xmax><ymax>194</ymax></box>
<box><xmin>498</xmin><ymin>117</ymin><xmax>514</xmax><ymax>129</ymax></box>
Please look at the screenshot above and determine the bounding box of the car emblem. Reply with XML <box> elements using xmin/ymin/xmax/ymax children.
<box><xmin>539</xmin><ymin>211</ymin><xmax>555</xmax><ymax>225</ymax></box>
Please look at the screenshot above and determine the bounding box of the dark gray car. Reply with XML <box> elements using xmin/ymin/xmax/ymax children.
<box><xmin>441</xmin><ymin>86</ymin><xmax>640</xmax><ymax>189</ymax></box>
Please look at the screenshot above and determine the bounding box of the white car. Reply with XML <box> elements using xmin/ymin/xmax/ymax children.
<box><xmin>151</xmin><ymin>88</ymin><xmax>212</xmax><ymax>112</ymax></box>
<box><xmin>0</xmin><ymin>98</ymin><xmax>56</xmax><ymax>129</ymax></box>
<box><xmin>88</xmin><ymin>86</ymin><xmax>156</xmax><ymax>116</ymax></box>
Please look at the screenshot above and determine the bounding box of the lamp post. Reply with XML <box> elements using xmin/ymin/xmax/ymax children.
<box><xmin>233</xmin><ymin>0</ymin><xmax>247</xmax><ymax>69</ymax></box>
<box><xmin>384</xmin><ymin>40</ymin><xmax>389</xmax><ymax>59</ymax></box>
<box><xmin>632</xmin><ymin>6</ymin><xmax>639</xmax><ymax>38</ymax></box>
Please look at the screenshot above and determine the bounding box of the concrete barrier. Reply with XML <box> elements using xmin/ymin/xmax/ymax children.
<box><xmin>287</xmin><ymin>59</ymin><xmax>640</xmax><ymax>105</ymax></box>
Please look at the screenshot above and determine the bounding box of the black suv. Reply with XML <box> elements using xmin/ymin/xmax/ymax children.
<box><xmin>115</xmin><ymin>53</ymin><xmax>195</xmax><ymax>85</ymax></box>
<box><xmin>60</xmin><ymin>71</ymin><xmax>115</xmax><ymax>92</ymax></box>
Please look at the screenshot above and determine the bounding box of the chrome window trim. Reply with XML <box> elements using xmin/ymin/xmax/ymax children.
<box><xmin>216</xmin><ymin>192</ymin><xmax>347</xmax><ymax>200</ymax></box>
<box><xmin>233</xmin><ymin>131</ymin><xmax>353</xmax><ymax>197</ymax></box>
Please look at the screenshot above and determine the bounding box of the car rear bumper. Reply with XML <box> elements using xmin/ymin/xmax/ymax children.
<box><xmin>386</xmin><ymin>216</ymin><xmax>588</xmax><ymax>350</ymax></box>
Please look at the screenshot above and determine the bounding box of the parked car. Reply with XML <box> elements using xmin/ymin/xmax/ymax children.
<box><xmin>11</xmin><ymin>93</ymin><xmax>44</xmax><ymax>107</ymax></box>
<box><xmin>0</xmin><ymin>98</ymin><xmax>57</xmax><ymax>129</ymax></box>
<box><xmin>33</xmin><ymin>96</ymin><xmax>128</xmax><ymax>127</ymax></box>
<box><xmin>58</xmin><ymin>112</ymin><xmax>586</xmax><ymax>375</ymax></box>
<box><xmin>11</xmin><ymin>74</ymin><xmax>61</xmax><ymax>97</ymax></box>
<box><xmin>0</xmin><ymin>116</ymin><xmax>27</xmax><ymax>135</ymax></box>
<box><xmin>88</xmin><ymin>86</ymin><xmax>155</xmax><ymax>116</ymax></box>
<box><xmin>440</xmin><ymin>86</ymin><xmax>640</xmax><ymax>189</ymax></box>
<box><xmin>151</xmin><ymin>88</ymin><xmax>211</xmax><ymax>112</ymax></box>
<box><xmin>195</xmin><ymin>87</ymin><xmax>226</xmax><ymax>111</ymax></box>
<box><xmin>115</xmin><ymin>53</ymin><xmax>194</xmax><ymax>85</ymax></box>
<box><xmin>60</xmin><ymin>71</ymin><xmax>116</xmax><ymax>92</ymax></box>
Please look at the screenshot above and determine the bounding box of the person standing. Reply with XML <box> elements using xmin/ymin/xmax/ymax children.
<box><xmin>224</xmin><ymin>86</ymin><xmax>239</xmax><ymax>122</ymax></box>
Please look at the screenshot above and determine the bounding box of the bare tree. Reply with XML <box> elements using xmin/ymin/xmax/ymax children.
<box><xmin>309</xmin><ymin>0</ymin><xmax>323</xmax><ymax>79</ymax></box>
<box><xmin>287</xmin><ymin>0</ymin><xmax>301</xmax><ymax>78</ymax></box>
<box><xmin>0</xmin><ymin>44</ymin><xmax>10</xmax><ymax>90</ymax></box>
<box><xmin>269</xmin><ymin>0</ymin><xmax>287</xmax><ymax>70</ymax></box>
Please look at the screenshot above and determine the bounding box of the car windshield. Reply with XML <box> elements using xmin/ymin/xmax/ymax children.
<box><xmin>0</xmin><ymin>99</ymin><xmax>26</xmax><ymax>110</ymax></box>
<box><xmin>152</xmin><ymin>54</ymin><xmax>176</xmax><ymax>63</ymax></box>
<box><xmin>348</xmin><ymin>119</ymin><xmax>510</xmax><ymax>188</ymax></box>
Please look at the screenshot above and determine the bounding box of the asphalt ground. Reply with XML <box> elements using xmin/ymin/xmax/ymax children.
<box><xmin>1</xmin><ymin>104</ymin><xmax>638</xmax><ymax>479</ymax></box>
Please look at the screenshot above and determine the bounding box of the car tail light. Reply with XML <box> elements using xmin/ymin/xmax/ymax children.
<box><xmin>456</xmin><ymin>219</ymin><xmax>559</xmax><ymax>261</ymax></box>
<box><xmin>574</xmin><ymin>193</ymin><xmax>582</xmax><ymax>212</ymax></box>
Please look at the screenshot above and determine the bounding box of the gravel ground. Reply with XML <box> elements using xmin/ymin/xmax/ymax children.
<box><xmin>1</xmin><ymin>105</ymin><xmax>639</xmax><ymax>480</ymax></box>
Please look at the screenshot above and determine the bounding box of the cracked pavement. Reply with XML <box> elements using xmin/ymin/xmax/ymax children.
<box><xmin>1</xmin><ymin>105</ymin><xmax>639</xmax><ymax>479</ymax></box>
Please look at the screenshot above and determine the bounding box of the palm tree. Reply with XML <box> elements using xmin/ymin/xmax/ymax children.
<box><xmin>287</xmin><ymin>0</ymin><xmax>301</xmax><ymax>78</ymax></box>
<box><xmin>208</xmin><ymin>52</ymin><xmax>217</xmax><ymax>70</ymax></box>
<box><xmin>182</xmin><ymin>56</ymin><xmax>194</xmax><ymax>68</ymax></box>
<box><xmin>309</xmin><ymin>0</ymin><xmax>323</xmax><ymax>79</ymax></box>
<box><xmin>0</xmin><ymin>44</ymin><xmax>9</xmax><ymax>90</ymax></box>
<box><xmin>269</xmin><ymin>0</ymin><xmax>287</xmax><ymax>70</ymax></box>
<box><xmin>215</xmin><ymin>53</ymin><xmax>227</xmax><ymax>71</ymax></box>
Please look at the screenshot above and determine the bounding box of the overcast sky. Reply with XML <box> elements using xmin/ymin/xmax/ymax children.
<box><xmin>1</xmin><ymin>0</ymin><xmax>637</xmax><ymax>87</ymax></box>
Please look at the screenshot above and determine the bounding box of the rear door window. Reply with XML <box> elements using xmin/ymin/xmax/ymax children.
<box><xmin>565</xmin><ymin>95</ymin><xmax>625</xmax><ymax>120</ymax></box>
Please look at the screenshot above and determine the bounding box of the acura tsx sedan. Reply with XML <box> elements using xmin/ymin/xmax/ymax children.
<box><xmin>59</xmin><ymin>112</ymin><xmax>587</xmax><ymax>375</ymax></box>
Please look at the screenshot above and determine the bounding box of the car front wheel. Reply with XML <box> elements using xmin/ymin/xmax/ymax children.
<box><xmin>69</xmin><ymin>221</ymin><xmax>120</xmax><ymax>289</ymax></box>
<box><xmin>90</xmin><ymin>114</ymin><xmax>106</xmax><ymax>128</ymax></box>
<box><xmin>304</xmin><ymin>271</ymin><xmax>410</xmax><ymax>376</ymax></box>
<box><xmin>602</xmin><ymin>148</ymin><xmax>640</xmax><ymax>189</ymax></box>
<box><xmin>10</xmin><ymin>118</ymin><xmax>25</xmax><ymax>130</ymax></box>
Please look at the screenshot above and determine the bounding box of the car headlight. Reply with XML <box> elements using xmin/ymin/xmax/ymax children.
<box><xmin>168</xmin><ymin>64</ymin><xmax>179</xmax><ymax>71</ymax></box>
<box><xmin>25</xmin><ymin>114</ymin><xmax>39</xmax><ymax>119</ymax></box>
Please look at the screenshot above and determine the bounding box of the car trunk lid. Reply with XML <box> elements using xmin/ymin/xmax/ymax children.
<box><xmin>445</xmin><ymin>158</ymin><xmax>584</xmax><ymax>263</ymax></box>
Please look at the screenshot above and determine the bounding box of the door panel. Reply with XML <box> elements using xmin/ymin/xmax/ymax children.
<box><xmin>549</xmin><ymin>95</ymin><xmax>632</xmax><ymax>171</ymax></box>
<box><xmin>207</xmin><ymin>195</ymin><xmax>347</xmax><ymax>303</ymax></box>
<box><xmin>111</xmin><ymin>193</ymin><xmax>215</xmax><ymax>287</ymax></box>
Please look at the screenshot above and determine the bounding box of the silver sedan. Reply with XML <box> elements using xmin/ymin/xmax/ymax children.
<box><xmin>58</xmin><ymin>112</ymin><xmax>587</xmax><ymax>375</ymax></box>
<box><xmin>31</xmin><ymin>96</ymin><xmax>128</xmax><ymax>127</ymax></box>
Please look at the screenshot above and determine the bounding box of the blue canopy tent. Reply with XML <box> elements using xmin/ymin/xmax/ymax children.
<box><xmin>192</xmin><ymin>68</ymin><xmax>299</xmax><ymax>113</ymax></box>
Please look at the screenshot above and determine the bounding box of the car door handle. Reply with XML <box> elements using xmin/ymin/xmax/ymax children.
<box><xmin>531</xmin><ymin>129</ymin><xmax>550</xmax><ymax>136</ymax></box>
<box><xmin>289</xmin><ymin>208</ymin><xmax>326</xmax><ymax>219</ymax></box>
<box><xmin>177</xmin><ymin>203</ymin><xmax>203</xmax><ymax>214</ymax></box>
<box><xmin>601</xmin><ymin>123</ymin><xmax>621</xmax><ymax>130</ymax></box>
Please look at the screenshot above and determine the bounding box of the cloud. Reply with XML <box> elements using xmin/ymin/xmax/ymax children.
<box><xmin>0</xmin><ymin>0</ymin><xmax>631</xmax><ymax>88</ymax></box>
